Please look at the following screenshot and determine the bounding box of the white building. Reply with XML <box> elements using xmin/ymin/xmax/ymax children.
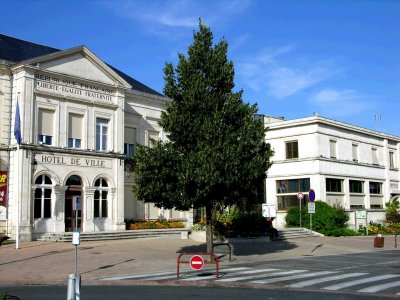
<box><xmin>264</xmin><ymin>115</ymin><xmax>400</xmax><ymax>229</ymax></box>
<box><xmin>0</xmin><ymin>34</ymin><xmax>187</xmax><ymax>241</ymax></box>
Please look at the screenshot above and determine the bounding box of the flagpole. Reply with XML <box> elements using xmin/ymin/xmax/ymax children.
<box><xmin>14</xmin><ymin>93</ymin><xmax>22</xmax><ymax>250</ymax></box>
<box><xmin>16</xmin><ymin>143</ymin><xmax>19</xmax><ymax>250</ymax></box>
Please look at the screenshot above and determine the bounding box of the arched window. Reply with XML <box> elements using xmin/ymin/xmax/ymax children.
<box><xmin>94</xmin><ymin>178</ymin><xmax>108</xmax><ymax>218</ymax></box>
<box><xmin>34</xmin><ymin>175</ymin><xmax>52</xmax><ymax>218</ymax></box>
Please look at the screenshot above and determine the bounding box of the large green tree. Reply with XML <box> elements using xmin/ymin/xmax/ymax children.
<box><xmin>133</xmin><ymin>22</ymin><xmax>273</xmax><ymax>252</ymax></box>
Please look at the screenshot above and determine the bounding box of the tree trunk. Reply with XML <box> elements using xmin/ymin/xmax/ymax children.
<box><xmin>205</xmin><ymin>205</ymin><xmax>213</xmax><ymax>254</ymax></box>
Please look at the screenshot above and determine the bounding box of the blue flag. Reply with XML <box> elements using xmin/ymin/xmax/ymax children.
<box><xmin>14</xmin><ymin>99</ymin><xmax>22</xmax><ymax>145</ymax></box>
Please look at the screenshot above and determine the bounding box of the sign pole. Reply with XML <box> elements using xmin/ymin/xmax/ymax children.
<box><xmin>308</xmin><ymin>189</ymin><xmax>316</xmax><ymax>253</ymax></box>
<box><xmin>297</xmin><ymin>193</ymin><xmax>304</xmax><ymax>228</ymax></box>
<box><xmin>310</xmin><ymin>213</ymin><xmax>313</xmax><ymax>252</ymax></box>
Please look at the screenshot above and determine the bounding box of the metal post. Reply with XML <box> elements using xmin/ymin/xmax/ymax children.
<box><xmin>299</xmin><ymin>199</ymin><xmax>302</xmax><ymax>228</ymax></box>
<box><xmin>68</xmin><ymin>231</ymin><xmax>80</xmax><ymax>299</ymax></box>
<box><xmin>75</xmin><ymin>245</ymin><xmax>77</xmax><ymax>275</ymax></box>
<box><xmin>67</xmin><ymin>274</ymin><xmax>76</xmax><ymax>300</ymax></box>
<box><xmin>310</xmin><ymin>213</ymin><xmax>313</xmax><ymax>252</ymax></box>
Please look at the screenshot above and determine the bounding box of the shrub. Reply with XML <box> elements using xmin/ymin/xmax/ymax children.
<box><xmin>285</xmin><ymin>201</ymin><xmax>355</xmax><ymax>236</ymax></box>
<box><xmin>385</xmin><ymin>198</ymin><xmax>400</xmax><ymax>224</ymax></box>
<box><xmin>126</xmin><ymin>219</ymin><xmax>185</xmax><ymax>230</ymax></box>
<box><xmin>213</xmin><ymin>205</ymin><xmax>266</xmax><ymax>238</ymax></box>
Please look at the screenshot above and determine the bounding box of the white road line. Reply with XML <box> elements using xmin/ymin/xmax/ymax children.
<box><xmin>182</xmin><ymin>274</ymin><xmax>217</xmax><ymax>281</ymax></box>
<box><xmin>251</xmin><ymin>270</ymin><xmax>336</xmax><ymax>285</ymax></box>
<box><xmin>100</xmin><ymin>271</ymin><xmax>175</xmax><ymax>281</ymax></box>
<box><xmin>223</xmin><ymin>270</ymin><xmax>309</xmax><ymax>284</ymax></box>
<box><xmin>147</xmin><ymin>274</ymin><xmax>179</xmax><ymax>280</ymax></box>
<box><xmin>240</xmin><ymin>268</ymin><xmax>279</xmax><ymax>275</ymax></box>
<box><xmin>216</xmin><ymin>269</ymin><xmax>279</xmax><ymax>282</ymax></box>
<box><xmin>287</xmin><ymin>273</ymin><xmax>367</xmax><ymax>288</ymax></box>
<box><xmin>358</xmin><ymin>281</ymin><xmax>400</xmax><ymax>293</ymax></box>
<box><xmin>323</xmin><ymin>274</ymin><xmax>400</xmax><ymax>290</ymax></box>
<box><xmin>219</xmin><ymin>267</ymin><xmax>251</xmax><ymax>272</ymax></box>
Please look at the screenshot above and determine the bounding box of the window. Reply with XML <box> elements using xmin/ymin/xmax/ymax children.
<box><xmin>352</xmin><ymin>144</ymin><xmax>359</xmax><ymax>162</ymax></box>
<box><xmin>329</xmin><ymin>140</ymin><xmax>337</xmax><ymax>159</ymax></box>
<box><xmin>94</xmin><ymin>178</ymin><xmax>108</xmax><ymax>218</ymax></box>
<box><xmin>38</xmin><ymin>109</ymin><xmax>54</xmax><ymax>145</ymax></box>
<box><xmin>285</xmin><ymin>141</ymin><xmax>298</xmax><ymax>159</ymax></box>
<box><xmin>369</xmin><ymin>182</ymin><xmax>382</xmax><ymax>194</ymax></box>
<box><xmin>68</xmin><ymin>113</ymin><xmax>83</xmax><ymax>149</ymax></box>
<box><xmin>124</xmin><ymin>127</ymin><xmax>136</xmax><ymax>156</ymax></box>
<box><xmin>34</xmin><ymin>175</ymin><xmax>52</xmax><ymax>218</ymax></box>
<box><xmin>389</xmin><ymin>151</ymin><xmax>395</xmax><ymax>168</ymax></box>
<box><xmin>349</xmin><ymin>180</ymin><xmax>363</xmax><ymax>193</ymax></box>
<box><xmin>148</xmin><ymin>130</ymin><xmax>159</xmax><ymax>148</ymax></box>
<box><xmin>372</xmin><ymin>147</ymin><xmax>379</xmax><ymax>165</ymax></box>
<box><xmin>96</xmin><ymin>118</ymin><xmax>109</xmax><ymax>151</ymax></box>
<box><xmin>277</xmin><ymin>178</ymin><xmax>310</xmax><ymax>194</ymax></box>
<box><xmin>276</xmin><ymin>178</ymin><xmax>310</xmax><ymax>210</ymax></box>
<box><xmin>326</xmin><ymin>178</ymin><xmax>343</xmax><ymax>192</ymax></box>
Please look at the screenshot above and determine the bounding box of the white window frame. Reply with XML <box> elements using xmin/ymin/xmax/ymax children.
<box><xmin>352</xmin><ymin>143</ymin><xmax>359</xmax><ymax>162</ymax></box>
<box><xmin>94</xmin><ymin>178</ymin><xmax>108</xmax><ymax>218</ymax></box>
<box><xmin>329</xmin><ymin>139</ymin><xmax>337</xmax><ymax>159</ymax></box>
<box><xmin>389</xmin><ymin>151</ymin><xmax>395</xmax><ymax>168</ymax></box>
<box><xmin>34</xmin><ymin>175</ymin><xmax>52</xmax><ymax>219</ymax></box>
<box><xmin>68</xmin><ymin>113</ymin><xmax>84</xmax><ymax>149</ymax></box>
<box><xmin>96</xmin><ymin>118</ymin><xmax>109</xmax><ymax>151</ymax></box>
<box><xmin>37</xmin><ymin>108</ymin><xmax>55</xmax><ymax>145</ymax></box>
<box><xmin>372</xmin><ymin>147</ymin><xmax>379</xmax><ymax>165</ymax></box>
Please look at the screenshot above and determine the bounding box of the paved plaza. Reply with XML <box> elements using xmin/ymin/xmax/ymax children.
<box><xmin>0</xmin><ymin>235</ymin><xmax>398</xmax><ymax>287</ymax></box>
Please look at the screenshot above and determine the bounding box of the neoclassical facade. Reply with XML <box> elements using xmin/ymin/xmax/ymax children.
<box><xmin>0</xmin><ymin>34</ymin><xmax>187</xmax><ymax>240</ymax></box>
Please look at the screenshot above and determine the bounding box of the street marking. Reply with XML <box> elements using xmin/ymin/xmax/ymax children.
<box><xmin>216</xmin><ymin>269</ymin><xmax>279</xmax><ymax>282</ymax></box>
<box><xmin>240</xmin><ymin>268</ymin><xmax>279</xmax><ymax>275</ymax></box>
<box><xmin>219</xmin><ymin>267</ymin><xmax>250</xmax><ymax>272</ymax></box>
<box><xmin>323</xmin><ymin>274</ymin><xmax>400</xmax><ymax>290</ymax></box>
<box><xmin>288</xmin><ymin>273</ymin><xmax>367</xmax><ymax>288</ymax></box>
<box><xmin>182</xmin><ymin>274</ymin><xmax>217</xmax><ymax>281</ymax></box>
<box><xmin>100</xmin><ymin>271</ymin><xmax>174</xmax><ymax>281</ymax></box>
<box><xmin>359</xmin><ymin>281</ymin><xmax>400</xmax><ymax>293</ymax></box>
<box><xmin>251</xmin><ymin>270</ymin><xmax>336</xmax><ymax>284</ymax></box>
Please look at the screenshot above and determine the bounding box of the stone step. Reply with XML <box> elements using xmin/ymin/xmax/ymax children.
<box><xmin>275</xmin><ymin>227</ymin><xmax>323</xmax><ymax>240</ymax></box>
<box><xmin>37</xmin><ymin>228</ymin><xmax>188</xmax><ymax>242</ymax></box>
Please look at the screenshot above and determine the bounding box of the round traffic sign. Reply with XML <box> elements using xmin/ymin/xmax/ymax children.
<box><xmin>308</xmin><ymin>189</ymin><xmax>316</xmax><ymax>202</ymax></box>
<box><xmin>297</xmin><ymin>192</ymin><xmax>304</xmax><ymax>200</ymax></box>
<box><xmin>190</xmin><ymin>255</ymin><xmax>204</xmax><ymax>270</ymax></box>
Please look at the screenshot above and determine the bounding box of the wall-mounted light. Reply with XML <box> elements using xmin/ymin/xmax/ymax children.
<box><xmin>32</xmin><ymin>159</ymin><xmax>38</xmax><ymax>173</ymax></box>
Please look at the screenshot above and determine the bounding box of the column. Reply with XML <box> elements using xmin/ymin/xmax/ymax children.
<box><xmin>82</xmin><ymin>187</ymin><xmax>95</xmax><ymax>232</ymax></box>
<box><xmin>53</xmin><ymin>185</ymin><xmax>67</xmax><ymax>232</ymax></box>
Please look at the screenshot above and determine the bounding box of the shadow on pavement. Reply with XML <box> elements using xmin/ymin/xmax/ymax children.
<box><xmin>177</xmin><ymin>238</ymin><xmax>298</xmax><ymax>257</ymax></box>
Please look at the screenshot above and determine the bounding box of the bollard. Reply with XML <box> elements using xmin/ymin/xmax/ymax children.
<box><xmin>67</xmin><ymin>274</ymin><xmax>81</xmax><ymax>300</ymax></box>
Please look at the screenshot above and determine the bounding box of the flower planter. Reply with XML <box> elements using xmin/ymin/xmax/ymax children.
<box><xmin>189</xmin><ymin>231</ymin><xmax>206</xmax><ymax>242</ymax></box>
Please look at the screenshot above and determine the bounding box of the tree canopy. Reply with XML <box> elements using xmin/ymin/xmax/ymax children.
<box><xmin>132</xmin><ymin>21</ymin><xmax>273</xmax><ymax>250</ymax></box>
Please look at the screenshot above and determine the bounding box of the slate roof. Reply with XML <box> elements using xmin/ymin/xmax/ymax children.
<box><xmin>0</xmin><ymin>33</ymin><xmax>163</xmax><ymax>97</ymax></box>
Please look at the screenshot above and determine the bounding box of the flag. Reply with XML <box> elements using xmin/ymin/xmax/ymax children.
<box><xmin>14</xmin><ymin>99</ymin><xmax>21</xmax><ymax>145</ymax></box>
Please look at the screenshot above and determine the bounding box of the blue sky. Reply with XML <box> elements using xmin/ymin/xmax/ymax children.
<box><xmin>2</xmin><ymin>0</ymin><xmax>400</xmax><ymax>135</ymax></box>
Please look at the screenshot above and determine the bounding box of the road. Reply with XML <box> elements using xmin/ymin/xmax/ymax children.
<box><xmin>0</xmin><ymin>285</ymin><xmax>396</xmax><ymax>300</ymax></box>
<box><xmin>99</xmin><ymin>249</ymin><xmax>400</xmax><ymax>298</ymax></box>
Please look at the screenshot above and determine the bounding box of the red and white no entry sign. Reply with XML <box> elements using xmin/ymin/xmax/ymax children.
<box><xmin>190</xmin><ymin>255</ymin><xmax>204</xmax><ymax>270</ymax></box>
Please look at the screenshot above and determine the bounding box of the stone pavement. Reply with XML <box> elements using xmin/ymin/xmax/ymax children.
<box><xmin>0</xmin><ymin>235</ymin><xmax>398</xmax><ymax>286</ymax></box>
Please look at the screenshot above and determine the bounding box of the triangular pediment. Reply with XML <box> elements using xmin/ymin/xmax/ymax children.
<box><xmin>13</xmin><ymin>46</ymin><xmax>131</xmax><ymax>89</ymax></box>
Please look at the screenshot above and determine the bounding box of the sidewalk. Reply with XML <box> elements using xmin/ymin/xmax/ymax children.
<box><xmin>0</xmin><ymin>235</ymin><xmax>398</xmax><ymax>286</ymax></box>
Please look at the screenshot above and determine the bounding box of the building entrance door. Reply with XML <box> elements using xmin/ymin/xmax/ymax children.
<box><xmin>65</xmin><ymin>175</ymin><xmax>83</xmax><ymax>232</ymax></box>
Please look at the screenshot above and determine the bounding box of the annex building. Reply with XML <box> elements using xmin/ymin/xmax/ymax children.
<box><xmin>264</xmin><ymin>115</ymin><xmax>400</xmax><ymax>229</ymax></box>
<box><xmin>0</xmin><ymin>34</ymin><xmax>188</xmax><ymax>241</ymax></box>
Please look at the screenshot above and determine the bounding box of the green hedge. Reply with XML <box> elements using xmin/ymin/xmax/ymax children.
<box><xmin>285</xmin><ymin>201</ymin><xmax>356</xmax><ymax>236</ymax></box>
